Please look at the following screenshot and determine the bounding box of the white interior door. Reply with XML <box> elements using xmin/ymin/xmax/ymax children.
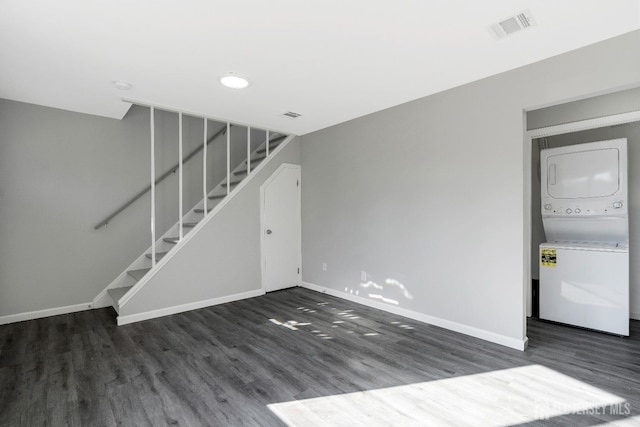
<box><xmin>261</xmin><ymin>164</ymin><xmax>301</xmax><ymax>292</ymax></box>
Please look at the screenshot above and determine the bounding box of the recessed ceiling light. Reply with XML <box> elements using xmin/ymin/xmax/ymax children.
<box><xmin>112</xmin><ymin>80</ymin><xmax>132</xmax><ymax>90</ymax></box>
<box><xmin>220</xmin><ymin>73</ymin><xmax>250</xmax><ymax>89</ymax></box>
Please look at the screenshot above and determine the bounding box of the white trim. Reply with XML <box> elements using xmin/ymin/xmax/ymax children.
<box><xmin>0</xmin><ymin>302</ymin><xmax>92</xmax><ymax>325</ymax></box>
<box><xmin>117</xmin><ymin>134</ymin><xmax>297</xmax><ymax>308</ymax></box>
<box><xmin>300</xmin><ymin>282</ymin><xmax>528</xmax><ymax>351</ymax></box>
<box><xmin>523</xmin><ymin>110</ymin><xmax>532</xmax><ymax>325</ymax></box>
<box><xmin>528</xmin><ymin>110</ymin><xmax>640</xmax><ymax>139</ymax></box>
<box><xmin>524</xmin><ymin>109</ymin><xmax>640</xmax><ymax>332</ymax></box>
<box><xmin>260</xmin><ymin>163</ymin><xmax>302</xmax><ymax>293</ymax></box>
<box><xmin>117</xmin><ymin>289</ymin><xmax>264</xmax><ymax>325</ymax></box>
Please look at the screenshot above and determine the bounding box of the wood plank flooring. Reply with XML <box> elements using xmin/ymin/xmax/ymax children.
<box><xmin>1</xmin><ymin>287</ymin><xmax>639</xmax><ymax>426</ymax></box>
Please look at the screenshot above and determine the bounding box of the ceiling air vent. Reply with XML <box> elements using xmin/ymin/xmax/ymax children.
<box><xmin>282</xmin><ymin>111</ymin><xmax>302</xmax><ymax>119</ymax></box>
<box><xmin>488</xmin><ymin>9</ymin><xmax>536</xmax><ymax>40</ymax></box>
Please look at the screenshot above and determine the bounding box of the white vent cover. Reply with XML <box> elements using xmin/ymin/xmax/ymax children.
<box><xmin>488</xmin><ymin>9</ymin><xmax>536</xmax><ymax>40</ymax></box>
<box><xmin>283</xmin><ymin>111</ymin><xmax>302</xmax><ymax>119</ymax></box>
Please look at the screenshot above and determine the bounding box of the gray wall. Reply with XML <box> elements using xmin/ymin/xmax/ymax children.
<box><xmin>528</xmin><ymin>87</ymin><xmax>640</xmax><ymax>130</ymax></box>
<box><xmin>0</xmin><ymin>100</ymin><xmax>248</xmax><ymax>317</ymax></box>
<box><xmin>300</xmin><ymin>30</ymin><xmax>640</xmax><ymax>343</ymax></box>
<box><xmin>530</xmin><ymin>122</ymin><xmax>640</xmax><ymax>318</ymax></box>
<box><xmin>121</xmin><ymin>138</ymin><xmax>300</xmax><ymax>315</ymax></box>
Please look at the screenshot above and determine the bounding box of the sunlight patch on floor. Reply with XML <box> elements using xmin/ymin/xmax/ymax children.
<box><xmin>601</xmin><ymin>415</ymin><xmax>639</xmax><ymax>426</ymax></box>
<box><xmin>267</xmin><ymin>365</ymin><xmax>626</xmax><ymax>427</ymax></box>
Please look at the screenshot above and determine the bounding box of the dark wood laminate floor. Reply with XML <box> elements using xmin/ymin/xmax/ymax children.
<box><xmin>1</xmin><ymin>287</ymin><xmax>639</xmax><ymax>426</ymax></box>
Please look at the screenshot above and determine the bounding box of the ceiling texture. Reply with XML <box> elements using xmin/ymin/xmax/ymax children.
<box><xmin>1</xmin><ymin>0</ymin><xmax>639</xmax><ymax>135</ymax></box>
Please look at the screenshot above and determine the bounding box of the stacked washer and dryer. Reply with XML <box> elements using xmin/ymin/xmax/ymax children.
<box><xmin>539</xmin><ymin>138</ymin><xmax>629</xmax><ymax>336</ymax></box>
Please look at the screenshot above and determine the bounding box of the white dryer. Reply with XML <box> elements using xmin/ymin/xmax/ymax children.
<box><xmin>539</xmin><ymin>138</ymin><xmax>629</xmax><ymax>335</ymax></box>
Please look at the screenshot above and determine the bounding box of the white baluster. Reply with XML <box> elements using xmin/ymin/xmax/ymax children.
<box><xmin>178</xmin><ymin>112</ymin><xmax>183</xmax><ymax>240</ymax></box>
<box><xmin>226</xmin><ymin>122</ymin><xmax>231</xmax><ymax>195</ymax></box>
<box><xmin>203</xmin><ymin>119</ymin><xmax>208</xmax><ymax>214</ymax></box>
<box><xmin>266</xmin><ymin>130</ymin><xmax>270</xmax><ymax>156</ymax></box>
<box><xmin>150</xmin><ymin>106</ymin><xmax>156</xmax><ymax>267</ymax></box>
<box><xmin>247</xmin><ymin>126</ymin><xmax>251</xmax><ymax>175</ymax></box>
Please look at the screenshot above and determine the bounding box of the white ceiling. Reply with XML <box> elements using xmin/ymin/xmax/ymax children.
<box><xmin>1</xmin><ymin>1</ymin><xmax>639</xmax><ymax>135</ymax></box>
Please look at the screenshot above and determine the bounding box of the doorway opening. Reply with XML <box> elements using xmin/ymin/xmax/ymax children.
<box><xmin>260</xmin><ymin>163</ymin><xmax>302</xmax><ymax>293</ymax></box>
<box><xmin>525</xmin><ymin>107</ymin><xmax>640</xmax><ymax>332</ymax></box>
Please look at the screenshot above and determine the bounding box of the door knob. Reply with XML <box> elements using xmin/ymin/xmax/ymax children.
<box><xmin>266</xmin><ymin>229</ymin><xmax>272</xmax><ymax>235</ymax></box>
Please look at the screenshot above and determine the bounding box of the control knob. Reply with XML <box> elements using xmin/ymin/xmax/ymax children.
<box><xmin>544</xmin><ymin>204</ymin><xmax>552</xmax><ymax>211</ymax></box>
<box><xmin>613</xmin><ymin>201</ymin><xmax>623</xmax><ymax>209</ymax></box>
<box><xmin>566</xmin><ymin>208</ymin><xmax>572</xmax><ymax>214</ymax></box>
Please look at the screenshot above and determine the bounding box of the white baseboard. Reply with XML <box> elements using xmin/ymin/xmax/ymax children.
<box><xmin>0</xmin><ymin>302</ymin><xmax>93</xmax><ymax>325</ymax></box>
<box><xmin>300</xmin><ymin>282</ymin><xmax>528</xmax><ymax>351</ymax></box>
<box><xmin>117</xmin><ymin>289</ymin><xmax>265</xmax><ymax>326</ymax></box>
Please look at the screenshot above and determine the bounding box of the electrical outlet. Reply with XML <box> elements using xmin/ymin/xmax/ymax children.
<box><xmin>322</xmin><ymin>263</ymin><xmax>327</xmax><ymax>271</ymax></box>
<box><xmin>361</xmin><ymin>270</ymin><xmax>367</xmax><ymax>281</ymax></box>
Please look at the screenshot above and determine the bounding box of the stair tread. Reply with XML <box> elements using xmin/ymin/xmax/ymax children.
<box><xmin>127</xmin><ymin>268</ymin><xmax>150</xmax><ymax>282</ymax></box>
<box><xmin>183</xmin><ymin>222</ymin><xmax>198</xmax><ymax>228</ymax></box>
<box><xmin>256</xmin><ymin>140</ymin><xmax>282</xmax><ymax>154</ymax></box>
<box><xmin>107</xmin><ymin>286</ymin><xmax>133</xmax><ymax>303</ymax></box>
<box><xmin>145</xmin><ymin>252</ymin><xmax>168</xmax><ymax>260</ymax></box>
<box><xmin>236</xmin><ymin>142</ymin><xmax>283</xmax><ymax>174</ymax></box>
<box><xmin>194</xmin><ymin>208</ymin><xmax>212</xmax><ymax>213</ymax></box>
<box><xmin>164</xmin><ymin>237</ymin><xmax>179</xmax><ymax>244</ymax></box>
<box><xmin>221</xmin><ymin>180</ymin><xmax>242</xmax><ymax>188</ymax></box>
<box><xmin>208</xmin><ymin>194</ymin><xmax>226</xmax><ymax>200</ymax></box>
<box><xmin>247</xmin><ymin>156</ymin><xmax>266</xmax><ymax>165</ymax></box>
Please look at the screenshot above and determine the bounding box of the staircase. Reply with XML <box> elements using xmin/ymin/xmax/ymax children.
<box><xmin>98</xmin><ymin>131</ymin><xmax>287</xmax><ymax>315</ymax></box>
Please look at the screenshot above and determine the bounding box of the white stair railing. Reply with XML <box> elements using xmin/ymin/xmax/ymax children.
<box><xmin>96</xmin><ymin>101</ymin><xmax>291</xmax><ymax>311</ymax></box>
<box><xmin>142</xmin><ymin>104</ymin><xmax>288</xmax><ymax>274</ymax></box>
<box><xmin>95</xmin><ymin>128</ymin><xmax>293</xmax><ymax>314</ymax></box>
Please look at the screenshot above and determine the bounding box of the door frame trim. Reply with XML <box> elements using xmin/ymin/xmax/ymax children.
<box><xmin>260</xmin><ymin>163</ymin><xmax>302</xmax><ymax>293</ymax></box>
<box><xmin>525</xmin><ymin>109</ymin><xmax>640</xmax><ymax>319</ymax></box>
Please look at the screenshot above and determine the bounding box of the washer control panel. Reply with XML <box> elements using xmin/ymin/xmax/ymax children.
<box><xmin>542</xmin><ymin>200</ymin><xmax>626</xmax><ymax>216</ymax></box>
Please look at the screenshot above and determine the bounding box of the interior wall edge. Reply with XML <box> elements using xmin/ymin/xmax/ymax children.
<box><xmin>523</xmin><ymin>108</ymin><xmax>533</xmax><ymax>322</ymax></box>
